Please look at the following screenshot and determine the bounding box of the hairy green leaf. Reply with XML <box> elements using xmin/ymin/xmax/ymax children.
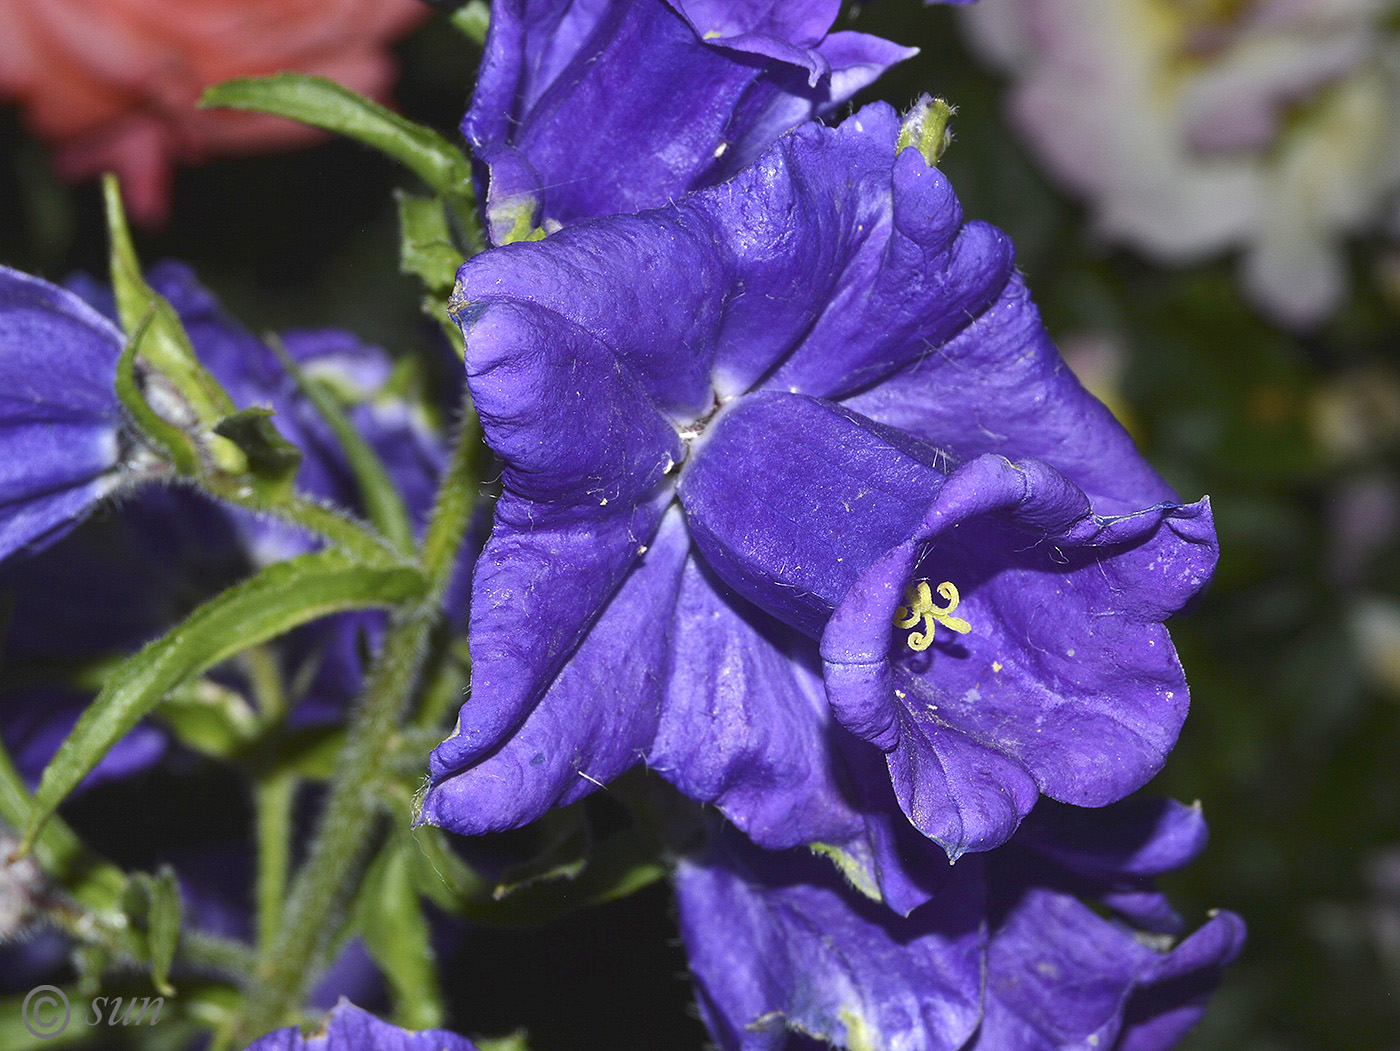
<box><xmin>18</xmin><ymin>551</ymin><xmax>426</xmax><ymax>853</ymax></box>
<box><xmin>0</xmin><ymin>741</ymin><xmax>126</xmax><ymax>922</ymax></box>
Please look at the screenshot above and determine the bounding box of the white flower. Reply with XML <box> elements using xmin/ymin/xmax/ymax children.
<box><xmin>963</xmin><ymin>0</ymin><xmax>1400</xmax><ymax>329</ymax></box>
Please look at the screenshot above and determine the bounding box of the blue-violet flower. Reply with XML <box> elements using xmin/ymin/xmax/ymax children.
<box><xmin>678</xmin><ymin>798</ymin><xmax>1245</xmax><ymax>1051</ymax></box>
<box><xmin>422</xmin><ymin>102</ymin><xmax>1218</xmax><ymax>862</ymax></box>
<box><xmin>0</xmin><ymin>267</ymin><xmax>158</xmax><ymax>562</ymax></box>
<box><xmin>466</xmin><ymin>0</ymin><xmax>915</xmax><ymax>240</ymax></box>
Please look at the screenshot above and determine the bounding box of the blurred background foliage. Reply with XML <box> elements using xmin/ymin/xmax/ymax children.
<box><xmin>2</xmin><ymin>2</ymin><xmax>1398</xmax><ymax>1049</ymax></box>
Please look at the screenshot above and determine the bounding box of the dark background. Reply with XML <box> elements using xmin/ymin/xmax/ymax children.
<box><xmin>4</xmin><ymin>2</ymin><xmax>1399</xmax><ymax>1049</ymax></box>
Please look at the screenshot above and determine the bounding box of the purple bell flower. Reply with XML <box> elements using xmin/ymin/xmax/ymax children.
<box><xmin>0</xmin><ymin>264</ymin><xmax>473</xmax><ymax>800</ymax></box>
<box><xmin>422</xmin><ymin>102</ymin><xmax>1217</xmax><ymax>865</ymax></box>
<box><xmin>0</xmin><ymin>267</ymin><xmax>157</xmax><ymax>563</ymax></box>
<box><xmin>245</xmin><ymin>1001</ymin><xmax>479</xmax><ymax>1051</ymax></box>
<box><xmin>677</xmin><ymin>798</ymin><xmax>1244</xmax><ymax>1051</ymax></box>
<box><xmin>465</xmin><ymin>0</ymin><xmax>915</xmax><ymax>240</ymax></box>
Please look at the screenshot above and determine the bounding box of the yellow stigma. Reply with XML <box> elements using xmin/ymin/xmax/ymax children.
<box><xmin>893</xmin><ymin>580</ymin><xmax>971</xmax><ymax>651</ymax></box>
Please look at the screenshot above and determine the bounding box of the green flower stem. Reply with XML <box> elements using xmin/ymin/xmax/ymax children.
<box><xmin>254</xmin><ymin>772</ymin><xmax>295</xmax><ymax>954</ymax></box>
<box><xmin>222</xmin><ymin>406</ymin><xmax>478</xmax><ymax>1047</ymax></box>
<box><xmin>178</xmin><ymin>931</ymin><xmax>261</xmax><ymax>981</ymax></box>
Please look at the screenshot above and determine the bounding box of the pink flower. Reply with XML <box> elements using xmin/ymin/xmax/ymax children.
<box><xmin>0</xmin><ymin>0</ymin><xmax>429</xmax><ymax>224</ymax></box>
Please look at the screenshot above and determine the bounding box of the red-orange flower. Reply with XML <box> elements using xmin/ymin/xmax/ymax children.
<box><xmin>0</xmin><ymin>0</ymin><xmax>429</xmax><ymax>224</ymax></box>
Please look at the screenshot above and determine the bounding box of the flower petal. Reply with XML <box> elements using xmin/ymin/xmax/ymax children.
<box><xmin>0</xmin><ymin>267</ymin><xmax>125</xmax><ymax>560</ymax></box>
<box><xmin>432</xmin><ymin>300</ymin><xmax>679</xmax><ymax>777</ymax></box>
<box><xmin>465</xmin><ymin>0</ymin><xmax>910</xmax><ymax>230</ymax></box>
<box><xmin>677</xmin><ymin>824</ymin><xmax>985</xmax><ymax>1051</ymax></box>
<box><xmin>244</xmin><ymin>1001</ymin><xmax>479</xmax><ymax>1051</ymax></box>
<box><xmin>422</xmin><ymin>509</ymin><xmax>688</xmax><ymax>833</ymax></box>
<box><xmin>839</xmin><ymin>270</ymin><xmax>1175</xmax><ymax>513</ymax></box>
<box><xmin>651</xmin><ymin>556</ymin><xmax>865</xmax><ymax>849</ymax></box>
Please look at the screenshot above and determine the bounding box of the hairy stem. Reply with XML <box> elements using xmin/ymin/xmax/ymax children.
<box><xmin>221</xmin><ymin>406</ymin><xmax>478</xmax><ymax>1047</ymax></box>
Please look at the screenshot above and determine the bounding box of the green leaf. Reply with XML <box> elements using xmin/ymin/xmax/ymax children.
<box><xmin>357</xmin><ymin>844</ymin><xmax>443</xmax><ymax>1030</ymax></box>
<box><xmin>17</xmin><ymin>551</ymin><xmax>426</xmax><ymax>854</ymax></box>
<box><xmin>200</xmin><ymin>76</ymin><xmax>472</xmax><ymax>201</ymax></box>
<box><xmin>0</xmin><ymin>740</ymin><xmax>126</xmax><ymax>923</ymax></box>
<box><xmin>266</xmin><ymin>337</ymin><xmax>415</xmax><ymax>555</ymax></box>
<box><xmin>396</xmin><ymin>191</ymin><xmax>463</xmax><ymax>295</ymax></box>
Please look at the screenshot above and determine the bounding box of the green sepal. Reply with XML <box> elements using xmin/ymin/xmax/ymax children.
<box><xmin>115</xmin><ymin>315</ymin><xmax>200</xmax><ymax>476</ymax></box>
<box><xmin>356</xmin><ymin>843</ymin><xmax>443</xmax><ymax>1030</ymax></box>
<box><xmin>266</xmin><ymin>337</ymin><xmax>415</xmax><ymax>554</ymax></box>
<box><xmin>104</xmin><ymin>176</ymin><xmax>240</xmax><ymax>432</ymax></box>
<box><xmin>897</xmin><ymin>95</ymin><xmax>956</xmax><ymax>167</ymax></box>
<box><xmin>212</xmin><ymin>408</ymin><xmax>304</xmax><ymax>502</ymax></box>
<box><xmin>200</xmin><ymin>76</ymin><xmax>472</xmax><ymax>202</ymax></box>
<box><xmin>16</xmin><ymin>550</ymin><xmax>427</xmax><ymax>856</ymax></box>
<box><xmin>396</xmin><ymin>191</ymin><xmax>463</xmax><ymax>295</ymax></box>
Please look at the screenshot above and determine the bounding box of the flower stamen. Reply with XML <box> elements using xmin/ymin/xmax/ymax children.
<box><xmin>893</xmin><ymin>580</ymin><xmax>971</xmax><ymax>651</ymax></box>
